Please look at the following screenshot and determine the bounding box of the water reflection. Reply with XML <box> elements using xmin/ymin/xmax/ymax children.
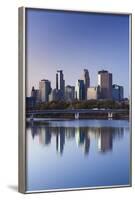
<box><xmin>26</xmin><ymin>120</ymin><xmax>130</xmax><ymax>191</ymax></box>
<box><xmin>29</xmin><ymin>122</ymin><xmax>125</xmax><ymax>155</ymax></box>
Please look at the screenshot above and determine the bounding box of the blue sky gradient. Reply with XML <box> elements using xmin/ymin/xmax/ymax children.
<box><xmin>26</xmin><ymin>9</ymin><xmax>130</xmax><ymax>97</ymax></box>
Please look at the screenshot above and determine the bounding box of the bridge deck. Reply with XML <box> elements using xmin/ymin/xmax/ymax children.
<box><xmin>27</xmin><ymin>109</ymin><xmax>128</xmax><ymax>115</ymax></box>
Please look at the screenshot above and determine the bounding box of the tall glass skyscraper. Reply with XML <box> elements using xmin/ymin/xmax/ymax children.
<box><xmin>75</xmin><ymin>80</ymin><xmax>85</xmax><ymax>100</ymax></box>
<box><xmin>81</xmin><ymin>69</ymin><xmax>90</xmax><ymax>100</ymax></box>
<box><xmin>56</xmin><ymin>70</ymin><xmax>65</xmax><ymax>100</ymax></box>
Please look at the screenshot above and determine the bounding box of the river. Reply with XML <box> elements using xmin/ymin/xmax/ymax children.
<box><xmin>26</xmin><ymin>119</ymin><xmax>130</xmax><ymax>192</ymax></box>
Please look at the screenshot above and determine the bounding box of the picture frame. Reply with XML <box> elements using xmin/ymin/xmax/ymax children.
<box><xmin>19</xmin><ymin>7</ymin><xmax>132</xmax><ymax>193</ymax></box>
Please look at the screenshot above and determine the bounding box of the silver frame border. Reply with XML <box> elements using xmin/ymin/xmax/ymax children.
<box><xmin>18</xmin><ymin>7</ymin><xmax>132</xmax><ymax>194</ymax></box>
<box><xmin>18</xmin><ymin>7</ymin><xmax>26</xmax><ymax>193</ymax></box>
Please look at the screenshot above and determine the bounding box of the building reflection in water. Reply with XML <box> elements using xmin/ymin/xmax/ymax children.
<box><xmin>38</xmin><ymin>127</ymin><xmax>51</xmax><ymax>146</ymax></box>
<box><xmin>75</xmin><ymin>127</ymin><xmax>90</xmax><ymax>155</ymax></box>
<box><xmin>56</xmin><ymin>127</ymin><xmax>65</xmax><ymax>155</ymax></box>
<box><xmin>97</xmin><ymin>128</ymin><xmax>113</xmax><ymax>153</ymax></box>
<box><xmin>29</xmin><ymin>121</ymin><xmax>39</xmax><ymax>139</ymax></box>
<box><xmin>84</xmin><ymin>134</ymin><xmax>90</xmax><ymax>155</ymax></box>
<box><xmin>29</xmin><ymin>123</ymin><xmax>125</xmax><ymax>156</ymax></box>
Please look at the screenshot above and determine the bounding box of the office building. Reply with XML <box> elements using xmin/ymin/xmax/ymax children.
<box><xmin>87</xmin><ymin>87</ymin><xmax>99</xmax><ymax>100</ymax></box>
<box><xmin>31</xmin><ymin>86</ymin><xmax>40</xmax><ymax>104</ymax></box>
<box><xmin>26</xmin><ymin>97</ymin><xmax>36</xmax><ymax>109</ymax></box>
<box><xmin>65</xmin><ymin>85</ymin><xmax>75</xmax><ymax>102</ymax></box>
<box><xmin>56</xmin><ymin>70</ymin><xmax>65</xmax><ymax>99</ymax></box>
<box><xmin>112</xmin><ymin>84</ymin><xmax>124</xmax><ymax>101</ymax></box>
<box><xmin>75</xmin><ymin>80</ymin><xmax>85</xmax><ymax>100</ymax></box>
<box><xmin>49</xmin><ymin>89</ymin><xmax>61</xmax><ymax>101</ymax></box>
<box><xmin>98</xmin><ymin>70</ymin><xmax>112</xmax><ymax>99</ymax></box>
<box><xmin>39</xmin><ymin>79</ymin><xmax>51</xmax><ymax>102</ymax></box>
<box><xmin>81</xmin><ymin>69</ymin><xmax>90</xmax><ymax>99</ymax></box>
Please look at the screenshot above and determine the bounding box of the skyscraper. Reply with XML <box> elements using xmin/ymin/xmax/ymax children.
<box><xmin>112</xmin><ymin>84</ymin><xmax>124</xmax><ymax>101</ymax></box>
<box><xmin>65</xmin><ymin>85</ymin><xmax>75</xmax><ymax>102</ymax></box>
<box><xmin>81</xmin><ymin>69</ymin><xmax>90</xmax><ymax>99</ymax></box>
<box><xmin>39</xmin><ymin>79</ymin><xmax>51</xmax><ymax>102</ymax></box>
<box><xmin>31</xmin><ymin>86</ymin><xmax>40</xmax><ymax>104</ymax></box>
<box><xmin>56</xmin><ymin>70</ymin><xmax>65</xmax><ymax>100</ymax></box>
<box><xmin>98</xmin><ymin>70</ymin><xmax>112</xmax><ymax>99</ymax></box>
<box><xmin>49</xmin><ymin>88</ymin><xmax>61</xmax><ymax>101</ymax></box>
<box><xmin>56</xmin><ymin>73</ymin><xmax>58</xmax><ymax>90</ymax></box>
<box><xmin>75</xmin><ymin>80</ymin><xmax>85</xmax><ymax>100</ymax></box>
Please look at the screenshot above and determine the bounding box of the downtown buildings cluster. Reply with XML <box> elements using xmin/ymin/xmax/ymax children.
<box><xmin>27</xmin><ymin>69</ymin><xmax>124</xmax><ymax>106</ymax></box>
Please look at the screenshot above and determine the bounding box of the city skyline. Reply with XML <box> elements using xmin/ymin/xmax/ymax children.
<box><xmin>28</xmin><ymin>68</ymin><xmax>124</xmax><ymax>103</ymax></box>
<box><xmin>26</xmin><ymin>9</ymin><xmax>129</xmax><ymax>98</ymax></box>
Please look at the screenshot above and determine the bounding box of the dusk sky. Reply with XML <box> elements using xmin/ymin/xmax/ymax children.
<box><xmin>26</xmin><ymin>8</ymin><xmax>130</xmax><ymax>97</ymax></box>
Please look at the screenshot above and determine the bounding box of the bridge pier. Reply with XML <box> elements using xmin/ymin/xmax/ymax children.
<box><xmin>108</xmin><ymin>112</ymin><xmax>113</xmax><ymax>119</ymax></box>
<box><xmin>75</xmin><ymin>112</ymin><xmax>79</xmax><ymax>120</ymax></box>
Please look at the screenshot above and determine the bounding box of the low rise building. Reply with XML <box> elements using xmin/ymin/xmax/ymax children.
<box><xmin>87</xmin><ymin>87</ymin><xmax>99</xmax><ymax>100</ymax></box>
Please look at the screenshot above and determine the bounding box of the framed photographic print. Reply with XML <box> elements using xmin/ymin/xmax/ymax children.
<box><xmin>18</xmin><ymin>7</ymin><xmax>132</xmax><ymax>193</ymax></box>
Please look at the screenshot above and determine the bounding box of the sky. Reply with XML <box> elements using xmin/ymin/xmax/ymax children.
<box><xmin>26</xmin><ymin>8</ymin><xmax>130</xmax><ymax>97</ymax></box>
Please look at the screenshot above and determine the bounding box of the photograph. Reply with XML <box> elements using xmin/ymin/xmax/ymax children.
<box><xmin>20</xmin><ymin>7</ymin><xmax>131</xmax><ymax>193</ymax></box>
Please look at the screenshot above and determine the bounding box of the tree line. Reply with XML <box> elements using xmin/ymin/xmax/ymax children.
<box><xmin>27</xmin><ymin>99</ymin><xmax>129</xmax><ymax>110</ymax></box>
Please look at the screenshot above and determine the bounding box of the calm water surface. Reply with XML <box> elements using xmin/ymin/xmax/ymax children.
<box><xmin>26</xmin><ymin>119</ymin><xmax>130</xmax><ymax>191</ymax></box>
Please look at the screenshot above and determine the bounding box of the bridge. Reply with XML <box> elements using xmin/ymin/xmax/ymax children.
<box><xmin>27</xmin><ymin>109</ymin><xmax>128</xmax><ymax>120</ymax></box>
